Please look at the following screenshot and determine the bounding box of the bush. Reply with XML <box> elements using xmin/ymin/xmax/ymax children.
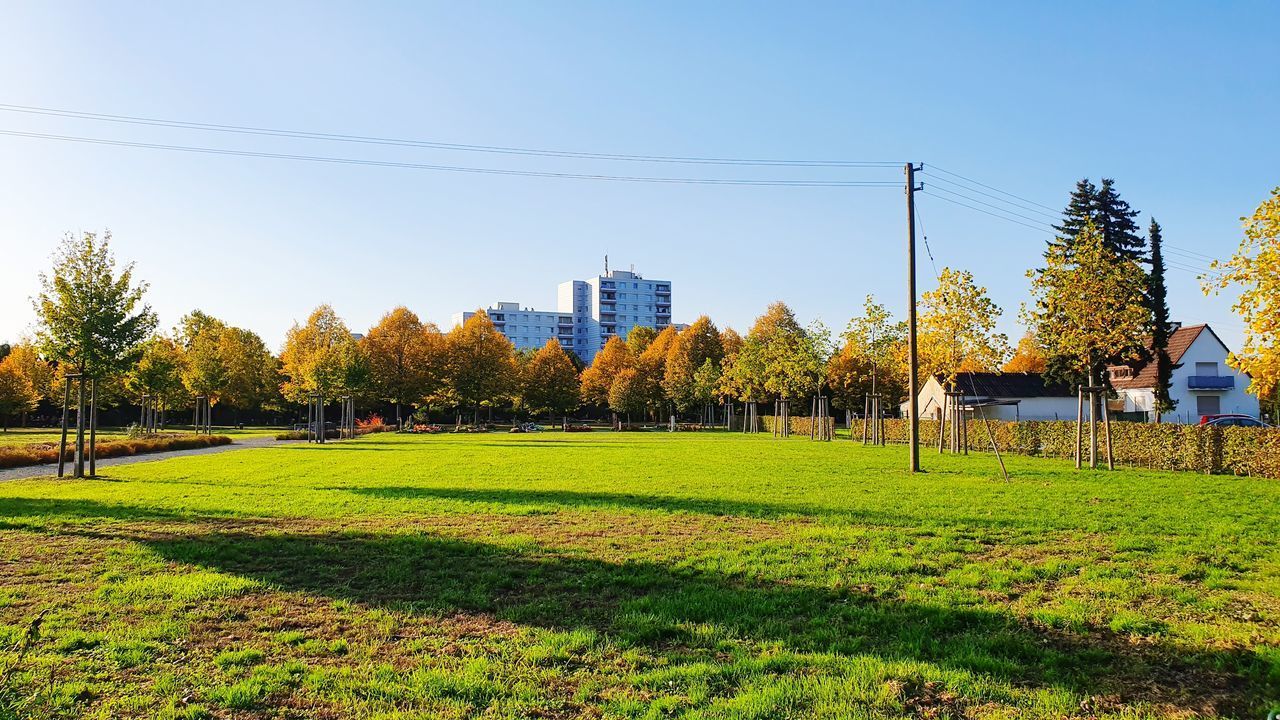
<box><xmin>563</xmin><ymin>424</ymin><xmax>594</xmax><ymax>432</ymax></box>
<box><xmin>0</xmin><ymin>434</ymin><xmax>233</xmax><ymax>470</ymax></box>
<box><xmin>355</xmin><ymin>414</ymin><xmax>393</xmax><ymax>435</ymax></box>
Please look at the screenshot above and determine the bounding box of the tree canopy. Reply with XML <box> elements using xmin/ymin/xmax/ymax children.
<box><xmin>279</xmin><ymin>305</ymin><xmax>366</xmax><ymax>403</ymax></box>
<box><xmin>1026</xmin><ymin>222</ymin><xmax>1151</xmax><ymax>385</ymax></box>
<box><xmin>918</xmin><ymin>268</ymin><xmax>1010</xmax><ymax>387</ymax></box>
<box><xmin>1204</xmin><ymin>186</ymin><xmax>1280</xmax><ymax>404</ymax></box>
<box><xmin>519</xmin><ymin>340</ymin><xmax>580</xmax><ymax>420</ymax></box>
<box><xmin>362</xmin><ymin>307</ymin><xmax>444</xmax><ymax>422</ymax></box>
<box><xmin>443</xmin><ymin>310</ymin><xmax>516</xmax><ymax>416</ymax></box>
<box><xmin>34</xmin><ymin>230</ymin><xmax>157</xmax><ymax>380</ymax></box>
<box><xmin>1052</xmin><ymin>178</ymin><xmax>1145</xmax><ymax>262</ymax></box>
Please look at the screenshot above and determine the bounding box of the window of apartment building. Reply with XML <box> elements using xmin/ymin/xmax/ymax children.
<box><xmin>1195</xmin><ymin>362</ymin><xmax>1219</xmax><ymax>376</ymax></box>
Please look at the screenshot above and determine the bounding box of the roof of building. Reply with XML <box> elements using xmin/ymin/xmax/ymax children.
<box><xmin>1107</xmin><ymin>324</ymin><xmax>1220</xmax><ymax>390</ymax></box>
<box><xmin>933</xmin><ymin>371</ymin><xmax>1075</xmax><ymax>398</ymax></box>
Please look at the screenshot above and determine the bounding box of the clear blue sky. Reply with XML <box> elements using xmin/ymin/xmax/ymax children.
<box><xmin>2</xmin><ymin>1</ymin><xmax>1276</xmax><ymax>352</ymax></box>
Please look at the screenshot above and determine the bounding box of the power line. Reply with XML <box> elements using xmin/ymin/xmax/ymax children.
<box><xmin>0</xmin><ymin>103</ymin><xmax>900</xmax><ymax>168</ymax></box>
<box><xmin>924</xmin><ymin>165</ymin><xmax>1223</xmax><ymax>265</ymax></box>
<box><xmin>925</xmin><ymin>184</ymin><xmax>1064</xmax><ymax>228</ymax></box>
<box><xmin>925</xmin><ymin>164</ymin><xmax>1061</xmax><ymax>213</ymax></box>
<box><xmin>0</xmin><ymin>129</ymin><xmax>904</xmax><ymax>187</ymax></box>
<box><xmin>920</xmin><ymin>190</ymin><xmax>1056</xmax><ymax>235</ymax></box>
<box><xmin>923</xmin><ymin>173</ymin><xmax>1061</xmax><ymax>222</ymax></box>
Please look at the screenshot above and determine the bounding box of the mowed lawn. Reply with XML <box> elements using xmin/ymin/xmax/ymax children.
<box><xmin>0</xmin><ymin>433</ymin><xmax>1277</xmax><ymax>719</ymax></box>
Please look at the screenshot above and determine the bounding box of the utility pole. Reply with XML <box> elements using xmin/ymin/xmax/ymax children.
<box><xmin>905</xmin><ymin>162</ymin><xmax>923</xmax><ymax>472</ymax></box>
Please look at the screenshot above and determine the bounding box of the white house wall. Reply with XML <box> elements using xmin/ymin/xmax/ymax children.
<box><xmin>1165</xmin><ymin>331</ymin><xmax>1258</xmax><ymax>422</ymax></box>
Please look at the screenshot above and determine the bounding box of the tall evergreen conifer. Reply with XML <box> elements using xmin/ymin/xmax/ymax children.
<box><xmin>1052</xmin><ymin>178</ymin><xmax>1145</xmax><ymax>261</ymax></box>
<box><xmin>1147</xmin><ymin>219</ymin><xmax>1177</xmax><ymax>419</ymax></box>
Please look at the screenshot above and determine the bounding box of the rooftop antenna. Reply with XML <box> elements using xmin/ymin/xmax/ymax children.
<box><xmin>604</xmin><ymin>254</ymin><xmax>609</xmax><ymax>276</ymax></box>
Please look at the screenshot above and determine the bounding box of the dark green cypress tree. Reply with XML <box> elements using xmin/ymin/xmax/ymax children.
<box><xmin>1147</xmin><ymin>219</ymin><xmax>1177</xmax><ymax>420</ymax></box>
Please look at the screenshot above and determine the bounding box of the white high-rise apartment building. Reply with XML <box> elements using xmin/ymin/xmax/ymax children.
<box><xmin>452</xmin><ymin>265</ymin><xmax>673</xmax><ymax>363</ymax></box>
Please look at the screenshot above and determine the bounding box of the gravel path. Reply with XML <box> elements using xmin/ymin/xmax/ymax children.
<box><xmin>0</xmin><ymin>436</ymin><xmax>288</xmax><ymax>482</ymax></box>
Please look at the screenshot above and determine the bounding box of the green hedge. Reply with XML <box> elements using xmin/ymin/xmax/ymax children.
<box><xmin>760</xmin><ymin>416</ymin><xmax>836</xmax><ymax>436</ymax></box>
<box><xmin>881</xmin><ymin>418</ymin><xmax>1280</xmax><ymax>478</ymax></box>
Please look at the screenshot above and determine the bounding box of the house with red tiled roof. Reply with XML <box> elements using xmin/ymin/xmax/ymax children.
<box><xmin>1107</xmin><ymin>323</ymin><xmax>1258</xmax><ymax>423</ymax></box>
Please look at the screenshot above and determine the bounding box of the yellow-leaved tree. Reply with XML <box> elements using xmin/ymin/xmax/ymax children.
<box><xmin>443</xmin><ymin>310</ymin><xmax>515</xmax><ymax>423</ymax></box>
<box><xmin>579</xmin><ymin>336</ymin><xmax>633</xmax><ymax>408</ymax></box>
<box><xmin>918</xmin><ymin>268</ymin><xmax>1010</xmax><ymax>390</ymax></box>
<box><xmin>1003</xmin><ymin>331</ymin><xmax>1048</xmax><ymax>374</ymax></box>
<box><xmin>1204</xmin><ymin>187</ymin><xmax>1280</xmax><ymax>418</ymax></box>
<box><xmin>1025</xmin><ymin>222</ymin><xmax>1150</xmax><ymax>387</ymax></box>
<box><xmin>361</xmin><ymin>307</ymin><xmax>445</xmax><ymax>426</ymax></box>
<box><xmin>279</xmin><ymin>305</ymin><xmax>367</xmax><ymax>405</ymax></box>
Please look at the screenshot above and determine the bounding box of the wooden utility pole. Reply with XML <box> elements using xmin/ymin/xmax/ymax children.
<box><xmin>905</xmin><ymin>162</ymin><xmax>923</xmax><ymax>472</ymax></box>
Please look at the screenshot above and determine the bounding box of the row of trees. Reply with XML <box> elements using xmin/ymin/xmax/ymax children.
<box><xmin>5</xmin><ymin>182</ymin><xmax>1277</xmax><ymax>430</ymax></box>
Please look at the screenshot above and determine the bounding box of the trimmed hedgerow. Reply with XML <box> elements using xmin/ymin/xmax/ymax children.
<box><xmin>881</xmin><ymin>418</ymin><xmax>1280</xmax><ymax>478</ymax></box>
<box><xmin>760</xmin><ymin>416</ymin><xmax>836</xmax><ymax>437</ymax></box>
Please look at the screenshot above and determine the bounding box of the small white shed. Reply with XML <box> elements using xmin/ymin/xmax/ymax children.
<box><xmin>903</xmin><ymin>372</ymin><xmax>1078</xmax><ymax>422</ymax></box>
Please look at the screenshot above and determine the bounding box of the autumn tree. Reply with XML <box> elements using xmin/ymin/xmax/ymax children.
<box><xmin>0</xmin><ymin>356</ymin><xmax>39</xmax><ymax>431</ymax></box>
<box><xmin>680</xmin><ymin>316</ymin><xmax>723</xmax><ymax>369</ymax></box>
<box><xmin>1204</xmin><ymin>186</ymin><xmax>1280</xmax><ymax>418</ymax></box>
<box><xmin>661</xmin><ymin>333</ymin><xmax>698</xmax><ymax>416</ymax></box>
<box><xmin>180</xmin><ymin>312</ymin><xmax>229</xmax><ymax>406</ymax></box>
<box><xmin>1026</xmin><ymin>222</ymin><xmax>1151</xmax><ymax>388</ymax></box>
<box><xmin>692</xmin><ymin>360</ymin><xmax>721</xmax><ymax>418</ymax></box>
<box><xmin>637</xmin><ymin>326</ymin><xmax>680</xmax><ymax>420</ymax></box>
<box><xmin>1003</xmin><ymin>332</ymin><xmax>1048</xmax><ymax>374</ymax></box>
<box><xmin>217</xmin><ymin>327</ymin><xmax>280</xmax><ymax>414</ymax></box>
<box><xmin>127</xmin><ymin>336</ymin><xmax>188</xmax><ymax>422</ymax></box>
<box><xmin>829</xmin><ymin>296</ymin><xmax>908</xmax><ymax>408</ymax></box>
<box><xmin>626</xmin><ymin>326</ymin><xmax>659</xmax><ymax>356</ymax></box>
<box><xmin>279</xmin><ymin>305</ymin><xmax>367</xmax><ymax>405</ymax></box>
<box><xmin>34</xmin><ymin>231</ymin><xmax>157</xmax><ymax>382</ymax></box>
<box><xmin>749</xmin><ymin>302</ymin><xmax>814</xmax><ymax>402</ymax></box>
<box><xmin>579</xmin><ymin>336</ymin><xmax>634</xmax><ymax>409</ymax></box>
<box><xmin>608</xmin><ymin>367</ymin><xmax>650</xmax><ymax>423</ymax></box>
<box><xmin>3</xmin><ymin>344</ymin><xmax>53</xmax><ymax>425</ymax></box>
<box><xmin>716</xmin><ymin>328</ymin><xmax>747</xmax><ymax>402</ymax></box>
<box><xmin>444</xmin><ymin>310</ymin><xmax>516</xmax><ymax>422</ymax></box>
<box><xmin>362</xmin><ymin>307</ymin><xmax>444</xmax><ymax>425</ymax></box>
<box><xmin>662</xmin><ymin>319</ymin><xmax>721</xmax><ymax>417</ymax></box>
<box><xmin>918</xmin><ymin>268</ymin><xmax>1010</xmax><ymax>388</ymax></box>
<box><xmin>520</xmin><ymin>340</ymin><xmax>581</xmax><ymax>424</ymax></box>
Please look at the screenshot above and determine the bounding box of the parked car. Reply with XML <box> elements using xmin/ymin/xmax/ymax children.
<box><xmin>1199</xmin><ymin>414</ymin><xmax>1272</xmax><ymax>428</ymax></box>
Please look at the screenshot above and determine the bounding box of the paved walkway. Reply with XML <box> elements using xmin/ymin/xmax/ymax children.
<box><xmin>0</xmin><ymin>436</ymin><xmax>287</xmax><ymax>482</ymax></box>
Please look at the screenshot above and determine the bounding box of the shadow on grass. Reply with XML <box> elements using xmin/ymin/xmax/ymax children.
<box><xmin>343</xmin><ymin>485</ymin><xmax>1050</xmax><ymax>530</ymax></box>
<box><xmin>2</xmin><ymin>496</ymin><xmax>1268</xmax><ymax>714</ymax></box>
<box><xmin>125</xmin><ymin>524</ymin><xmax>1263</xmax><ymax>715</ymax></box>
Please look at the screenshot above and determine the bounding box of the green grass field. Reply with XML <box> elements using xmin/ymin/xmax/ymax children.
<box><xmin>0</xmin><ymin>426</ymin><xmax>284</xmax><ymax>447</ymax></box>
<box><xmin>0</xmin><ymin>432</ymin><xmax>1277</xmax><ymax>719</ymax></box>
